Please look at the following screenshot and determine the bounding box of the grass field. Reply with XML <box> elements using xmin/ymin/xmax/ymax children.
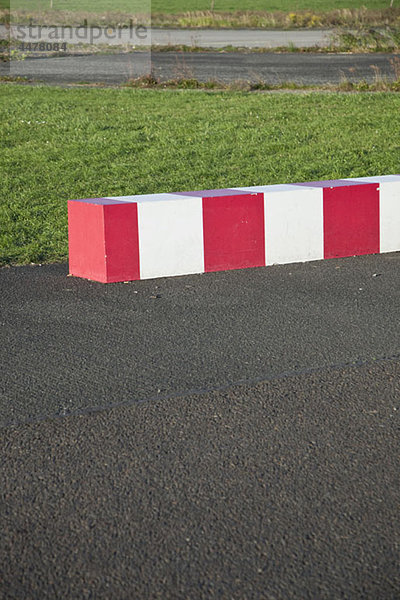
<box><xmin>6</xmin><ymin>0</ymin><xmax>395</xmax><ymax>13</ymax></box>
<box><xmin>1</xmin><ymin>85</ymin><xmax>400</xmax><ymax>266</ymax></box>
<box><xmin>5</xmin><ymin>1</ymin><xmax>400</xmax><ymax>29</ymax></box>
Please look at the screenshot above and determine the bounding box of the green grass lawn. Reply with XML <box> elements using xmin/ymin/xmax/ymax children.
<box><xmin>1</xmin><ymin>85</ymin><xmax>400</xmax><ymax>266</ymax></box>
<box><xmin>7</xmin><ymin>0</ymin><xmax>394</xmax><ymax>14</ymax></box>
<box><xmin>6</xmin><ymin>0</ymin><xmax>399</xmax><ymax>29</ymax></box>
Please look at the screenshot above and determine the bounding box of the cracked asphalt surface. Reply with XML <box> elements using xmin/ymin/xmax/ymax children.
<box><xmin>1</xmin><ymin>254</ymin><xmax>400</xmax><ymax>598</ymax></box>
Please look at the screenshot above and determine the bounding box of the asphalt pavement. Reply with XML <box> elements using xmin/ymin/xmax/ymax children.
<box><xmin>1</xmin><ymin>254</ymin><xmax>400</xmax><ymax>598</ymax></box>
<box><xmin>3</xmin><ymin>51</ymin><xmax>400</xmax><ymax>85</ymax></box>
<box><xmin>4</xmin><ymin>25</ymin><xmax>334</xmax><ymax>49</ymax></box>
<box><xmin>2</xmin><ymin>254</ymin><xmax>400</xmax><ymax>428</ymax></box>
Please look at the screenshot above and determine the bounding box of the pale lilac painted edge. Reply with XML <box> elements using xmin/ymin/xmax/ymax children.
<box><xmin>69</xmin><ymin>198</ymin><xmax>130</xmax><ymax>206</ymax></box>
<box><xmin>174</xmin><ymin>189</ymin><xmax>256</xmax><ymax>197</ymax></box>
<box><xmin>294</xmin><ymin>179</ymin><xmax>376</xmax><ymax>189</ymax></box>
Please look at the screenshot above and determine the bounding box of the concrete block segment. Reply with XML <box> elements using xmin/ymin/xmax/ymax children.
<box><xmin>137</xmin><ymin>196</ymin><xmax>203</xmax><ymax>280</ymax></box>
<box><xmin>294</xmin><ymin>179</ymin><xmax>380</xmax><ymax>259</ymax></box>
<box><xmin>233</xmin><ymin>184</ymin><xmax>323</xmax><ymax>265</ymax></box>
<box><xmin>344</xmin><ymin>175</ymin><xmax>400</xmax><ymax>254</ymax></box>
<box><xmin>68</xmin><ymin>176</ymin><xmax>400</xmax><ymax>283</ymax></box>
<box><xmin>68</xmin><ymin>198</ymin><xmax>140</xmax><ymax>284</ymax></box>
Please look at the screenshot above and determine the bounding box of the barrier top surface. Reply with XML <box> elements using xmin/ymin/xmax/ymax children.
<box><xmin>69</xmin><ymin>175</ymin><xmax>400</xmax><ymax>205</ymax></box>
<box><xmin>294</xmin><ymin>179</ymin><xmax>376</xmax><ymax>188</ymax></box>
<box><xmin>105</xmin><ymin>193</ymin><xmax>195</xmax><ymax>203</ymax></box>
<box><xmin>69</xmin><ymin>198</ymin><xmax>129</xmax><ymax>205</ymax></box>
<box><xmin>233</xmin><ymin>184</ymin><xmax>317</xmax><ymax>193</ymax></box>
<box><xmin>345</xmin><ymin>175</ymin><xmax>400</xmax><ymax>183</ymax></box>
<box><xmin>174</xmin><ymin>189</ymin><xmax>258</xmax><ymax>198</ymax></box>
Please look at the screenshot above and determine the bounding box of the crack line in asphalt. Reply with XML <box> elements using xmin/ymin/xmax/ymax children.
<box><xmin>3</xmin><ymin>351</ymin><xmax>399</xmax><ymax>430</ymax></box>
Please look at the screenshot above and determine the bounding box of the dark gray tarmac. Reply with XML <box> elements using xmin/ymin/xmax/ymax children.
<box><xmin>1</xmin><ymin>254</ymin><xmax>400</xmax><ymax>428</ymax></box>
<box><xmin>1</xmin><ymin>254</ymin><xmax>400</xmax><ymax>598</ymax></box>
<box><xmin>3</xmin><ymin>52</ymin><xmax>400</xmax><ymax>85</ymax></box>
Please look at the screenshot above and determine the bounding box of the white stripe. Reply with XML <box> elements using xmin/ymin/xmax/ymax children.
<box><xmin>138</xmin><ymin>198</ymin><xmax>204</xmax><ymax>280</ymax></box>
<box><xmin>378</xmin><ymin>181</ymin><xmax>400</xmax><ymax>253</ymax></box>
<box><xmin>343</xmin><ymin>176</ymin><xmax>400</xmax><ymax>253</ymax></box>
<box><xmin>264</xmin><ymin>188</ymin><xmax>324</xmax><ymax>265</ymax></box>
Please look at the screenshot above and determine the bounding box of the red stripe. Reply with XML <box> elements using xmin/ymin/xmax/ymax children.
<box><xmin>104</xmin><ymin>203</ymin><xmax>140</xmax><ymax>283</ymax></box>
<box><xmin>323</xmin><ymin>184</ymin><xmax>379</xmax><ymax>259</ymax></box>
<box><xmin>203</xmin><ymin>194</ymin><xmax>265</xmax><ymax>272</ymax></box>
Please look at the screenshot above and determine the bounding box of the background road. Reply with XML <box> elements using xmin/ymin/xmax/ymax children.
<box><xmin>4</xmin><ymin>26</ymin><xmax>335</xmax><ymax>49</ymax></box>
<box><xmin>3</xmin><ymin>52</ymin><xmax>400</xmax><ymax>84</ymax></box>
<box><xmin>1</xmin><ymin>254</ymin><xmax>400</xmax><ymax>598</ymax></box>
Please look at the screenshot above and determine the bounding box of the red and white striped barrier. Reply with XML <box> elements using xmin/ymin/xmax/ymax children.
<box><xmin>68</xmin><ymin>175</ymin><xmax>400</xmax><ymax>283</ymax></box>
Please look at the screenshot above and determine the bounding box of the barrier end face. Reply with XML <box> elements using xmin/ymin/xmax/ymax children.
<box><xmin>68</xmin><ymin>270</ymin><xmax>109</xmax><ymax>284</ymax></box>
<box><xmin>68</xmin><ymin>201</ymin><xmax>107</xmax><ymax>283</ymax></box>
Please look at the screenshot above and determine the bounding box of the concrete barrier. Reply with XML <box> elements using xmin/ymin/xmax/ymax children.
<box><xmin>68</xmin><ymin>175</ymin><xmax>400</xmax><ymax>283</ymax></box>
